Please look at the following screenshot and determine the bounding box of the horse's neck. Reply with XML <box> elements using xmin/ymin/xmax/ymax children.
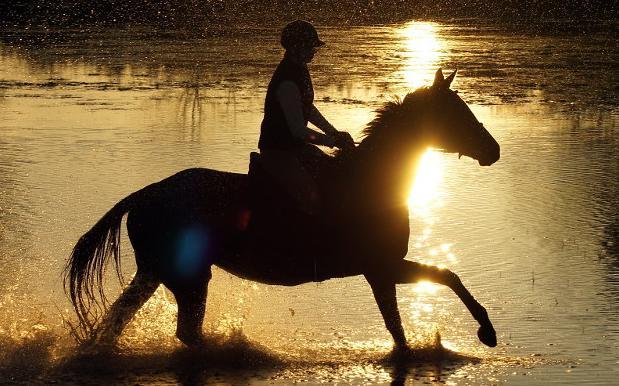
<box><xmin>325</xmin><ymin>139</ymin><xmax>422</xmax><ymax>260</ymax></box>
<box><xmin>350</xmin><ymin>136</ymin><xmax>426</xmax><ymax>210</ymax></box>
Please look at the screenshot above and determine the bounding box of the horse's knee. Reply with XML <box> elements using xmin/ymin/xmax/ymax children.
<box><xmin>415</xmin><ymin>264</ymin><xmax>461</xmax><ymax>287</ymax></box>
<box><xmin>171</xmin><ymin>283</ymin><xmax>208</xmax><ymax>318</ymax></box>
<box><xmin>437</xmin><ymin>268</ymin><xmax>461</xmax><ymax>286</ymax></box>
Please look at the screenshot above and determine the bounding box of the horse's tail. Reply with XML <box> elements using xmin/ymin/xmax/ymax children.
<box><xmin>63</xmin><ymin>190</ymin><xmax>140</xmax><ymax>340</ymax></box>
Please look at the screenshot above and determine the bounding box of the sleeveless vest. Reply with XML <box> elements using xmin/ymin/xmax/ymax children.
<box><xmin>259</xmin><ymin>56</ymin><xmax>314</xmax><ymax>150</ymax></box>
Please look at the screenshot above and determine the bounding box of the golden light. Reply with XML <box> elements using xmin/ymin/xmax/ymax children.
<box><xmin>398</xmin><ymin>22</ymin><xmax>448</xmax><ymax>325</ymax></box>
<box><xmin>408</xmin><ymin>149</ymin><xmax>444</xmax><ymax>213</ymax></box>
<box><xmin>413</xmin><ymin>280</ymin><xmax>439</xmax><ymax>295</ymax></box>
<box><xmin>398</xmin><ymin>22</ymin><xmax>443</xmax><ymax>89</ymax></box>
<box><xmin>440</xmin><ymin>339</ymin><xmax>459</xmax><ymax>352</ymax></box>
<box><xmin>407</xmin><ymin>149</ymin><xmax>445</xmax><ymax>297</ymax></box>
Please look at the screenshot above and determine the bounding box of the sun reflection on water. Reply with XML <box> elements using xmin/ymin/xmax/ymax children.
<box><xmin>408</xmin><ymin>150</ymin><xmax>445</xmax><ymax>297</ymax></box>
<box><xmin>399</xmin><ymin>21</ymin><xmax>450</xmax><ymax>297</ymax></box>
<box><xmin>399</xmin><ymin>22</ymin><xmax>444</xmax><ymax>89</ymax></box>
<box><xmin>413</xmin><ymin>281</ymin><xmax>439</xmax><ymax>295</ymax></box>
<box><xmin>408</xmin><ymin>149</ymin><xmax>444</xmax><ymax>215</ymax></box>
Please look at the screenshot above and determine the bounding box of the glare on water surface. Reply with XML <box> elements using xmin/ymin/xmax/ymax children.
<box><xmin>408</xmin><ymin>149</ymin><xmax>444</xmax><ymax>213</ymax></box>
<box><xmin>399</xmin><ymin>19</ymin><xmax>451</xmax><ymax>294</ymax></box>
<box><xmin>406</xmin><ymin>150</ymin><xmax>449</xmax><ymax>298</ymax></box>
<box><xmin>399</xmin><ymin>22</ymin><xmax>443</xmax><ymax>89</ymax></box>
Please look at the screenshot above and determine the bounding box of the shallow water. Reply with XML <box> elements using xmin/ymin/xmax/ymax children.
<box><xmin>0</xmin><ymin>21</ymin><xmax>617</xmax><ymax>384</ymax></box>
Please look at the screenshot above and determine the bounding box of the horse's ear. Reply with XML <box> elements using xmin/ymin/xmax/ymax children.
<box><xmin>433</xmin><ymin>68</ymin><xmax>445</xmax><ymax>87</ymax></box>
<box><xmin>445</xmin><ymin>69</ymin><xmax>457</xmax><ymax>88</ymax></box>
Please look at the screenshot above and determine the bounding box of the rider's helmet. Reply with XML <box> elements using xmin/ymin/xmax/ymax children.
<box><xmin>280</xmin><ymin>20</ymin><xmax>325</xmax><ymax>50</ymax></box>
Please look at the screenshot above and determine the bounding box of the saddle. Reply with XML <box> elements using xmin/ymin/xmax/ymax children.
<box><xmin>243</xmin><ymin>152</ymin><xmax>349</xmax><ymax>281</ymax></box>
<box><xmin>248</xmin><ymin>151</ymin><xmax>296</xmax><ymax>213</ymax></box>
<box><xmin>247</xmin><ymin>152</ymin><xmax>328</xmax><ymax>252</ymax></box>
<box><xmin>248</xmin><ymin>150</ymin><xmax>330</xmax><ymax>212</ymax></box>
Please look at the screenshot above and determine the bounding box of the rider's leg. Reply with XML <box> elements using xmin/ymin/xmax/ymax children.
<box><xmin>297</xmin><ymin>143</ymin><xmax>331</xmax><ymax>176</ymax></box>
<box><xmin>260</xmin><ymin>148</ymin><xmax>320</xmax><ymax>215</ymax></box>
<box><xmin>391</xmin><ymin>260</ymin><xmax>497</xmax><ymax>347</ymax></box>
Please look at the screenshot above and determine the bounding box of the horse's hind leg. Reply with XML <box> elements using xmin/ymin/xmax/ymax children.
<box><xmin>392</xmin><ymin>260</ymin><xmax>497</xmax><ymax>347</ymax></box>
<box><xmin>93</xmin><ymin>269</ymin><xmax>159</xmax><ymax>346</ymax></box>
<box><xmin>165</xmin><ymin>269</ymin><xmax>212</xmax><ymax>347</ymax></box>
<box><xmin>174</xmin><ymin>286</ymin><xmax>207</xmax><ymax>347</ymax></box>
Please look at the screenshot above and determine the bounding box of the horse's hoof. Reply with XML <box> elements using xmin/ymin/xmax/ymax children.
<box><xmin>393</xmin><ymin>341</ymin><xmax>410</xmax><ymax>353</ymax></box>
<box><xmin>389</xmin><ymin>342</ymin><xmax>411</xmax><ymax>361</ymax></box>
<box><xmin>477</xmin><ymin>324</ymin><xmax>497</xmax><ymax>347</ymax></box>
<box><xmin>76</xmin><ymin>338</ymin><xmax>116</xmax><ymax>356</ymax></box>
<box><xmin>177</xmin><ymin>332</ymin><xmax>208</xmax><ymax>348</ymax></box>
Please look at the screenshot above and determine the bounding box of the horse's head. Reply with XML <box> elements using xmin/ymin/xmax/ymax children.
<box><xmin>403</xmin><ymin>68</ymin><xmax>500</xmax><ymax>166</ymax></box>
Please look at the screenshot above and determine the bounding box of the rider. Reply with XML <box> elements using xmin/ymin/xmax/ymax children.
<box><xmin>258</xmin><ymin>20</ymin><xmax>354</xmax><ymax>216</ymax></box>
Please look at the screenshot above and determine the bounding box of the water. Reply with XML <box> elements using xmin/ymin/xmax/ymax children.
<box><xmin>0</xmin><ymin>20</ymin><xmax>617</xmax><ymax>384</ymax></box>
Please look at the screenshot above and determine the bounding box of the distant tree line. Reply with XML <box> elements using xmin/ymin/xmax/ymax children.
<box><xmin>0</xmin><ymin>0</ymin><xmax>613</xmax><ymax>28</ymax></box>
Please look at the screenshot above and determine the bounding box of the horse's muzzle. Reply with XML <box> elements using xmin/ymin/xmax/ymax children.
<box><xmin>477</xmin><ymin>135</ymin><xmax>501</xmax><ymax>166</ymax></box>
<box><xmin>478</xmin><ymin>141</ymin><xmax>500</xmax><ymax>166</ymax></box>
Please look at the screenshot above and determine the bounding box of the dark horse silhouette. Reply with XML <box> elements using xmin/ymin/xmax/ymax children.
<box><xmin>64</xmin><ymin>69</ymin><xmax>500</xmax><ymax>351</ymax></box>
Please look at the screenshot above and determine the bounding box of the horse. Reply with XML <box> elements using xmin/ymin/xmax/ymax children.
<box><xmin>64</xmin><ymin>68</ymin><xmax>500</xmax><ymax>351</ymax></box>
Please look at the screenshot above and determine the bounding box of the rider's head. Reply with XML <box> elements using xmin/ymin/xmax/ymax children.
<box><xmin>281</xmin><ymin>20</ymin><xmax>324</xmax><ymax>63</ymax></box>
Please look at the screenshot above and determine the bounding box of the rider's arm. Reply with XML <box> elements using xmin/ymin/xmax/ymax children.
<box><xmin>308</xmin><ymin>104</ymin><xmax>338</xmax><ymax>136</ymax></box>
<box><xmin>277</xmin><ymin>81</ymin><xmax>336</xmax><ymax>148</ymax></box>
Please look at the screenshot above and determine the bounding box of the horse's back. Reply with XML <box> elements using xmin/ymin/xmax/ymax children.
<box><xmin>126</xmin><ymin>167</ymin><xmax>248</xmax><ymax>246</ymax></box>
<box><xmin>153</xmin><ymin>167</ymin><xmax>247</xmax><ymax>201</ymax></box>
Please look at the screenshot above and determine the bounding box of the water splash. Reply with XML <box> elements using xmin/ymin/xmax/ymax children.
<box><xmin>0</xmin><ymin>297</ymin><xmax>550</xmax><ymax>385</ymax></box>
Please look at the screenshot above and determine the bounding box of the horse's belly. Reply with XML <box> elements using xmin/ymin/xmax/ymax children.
<box><xmin>215</xmin><ymin>253</ymin><xmax>316</xmax><ymax>286</ymax></box>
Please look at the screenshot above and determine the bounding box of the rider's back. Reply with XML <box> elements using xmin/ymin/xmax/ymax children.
<box><xmin>259</xmin><ymin>55</ymin><xmax>314</xmax><ymax>151</ymax></box>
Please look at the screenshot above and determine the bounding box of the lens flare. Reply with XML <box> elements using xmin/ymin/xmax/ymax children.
<box><xmin>176</xmin><ymin>226</ymin><xmax>209</xmax><ymax>277</ymax></box>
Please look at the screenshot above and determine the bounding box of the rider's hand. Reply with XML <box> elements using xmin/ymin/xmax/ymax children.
<box><xmin>334</xmin><ymin>131</ymin><xmax>355</xmax><ymax>151</ymax></box>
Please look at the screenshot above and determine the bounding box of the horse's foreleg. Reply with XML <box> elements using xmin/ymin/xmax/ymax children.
<box><xmin>93</xmin><ymin>270</ymin><xmax>160</xmax><ymax>346</ymax></box>
<box><xmin>365</xmin><ymin>275</ymin><xmax>407</xmax><ymax>348</ymax></box>
<box><xmin>393</xmin><ymin>260</ymin><xmax>497</xmax><ymax>347</ymax></box>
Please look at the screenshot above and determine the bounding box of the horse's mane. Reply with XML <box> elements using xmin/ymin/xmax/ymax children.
<box><xmin>334</xmin><ymin>86</ymin><xmax>431</xmax><ymax>160</ymax></box>
<box><xmin>361</xmin><ymin>87</ymin><xmax>430</xmax><ymax>142</ymax></box>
